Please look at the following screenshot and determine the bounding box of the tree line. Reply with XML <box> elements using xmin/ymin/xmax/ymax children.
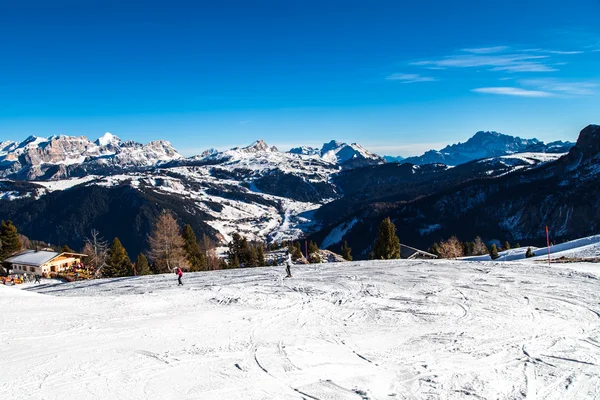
<box><xmin>428</xmin><ymin>236</ymin><xmax>528</xmax><ymax>259</ymax></box>
<box><xmin>1</xmin><ymin>212</ymin><xmax>544</xmax><ymax>278</ymax></box>
<box><xmin>85</xmin><ymin>210</ymin><xmax>226</xmax><ymax>277</ymax></box>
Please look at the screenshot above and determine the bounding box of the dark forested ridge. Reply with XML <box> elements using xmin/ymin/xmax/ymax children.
<box><xmin>312</xmin><ymin>125</ymin><xmax>600</xmax><ymax>259</ymax></box>
<box><xmin>0</xmin><ymin>183</ymin><xmax>219</xmax><ymax>256</ymax></box>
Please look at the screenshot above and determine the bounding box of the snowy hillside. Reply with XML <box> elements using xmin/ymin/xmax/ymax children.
<box><xmin>0</xmin><ymin>128</ymin><xmax>591</xmax><ymax>255</ymax></box>
<box><xmin>2</xmin><ymin>259</ymin><xmax>600</xmax><ymax>399</ymax></box>
<box><xmin>0</xmin><ymin>137</ymin><xmax>377</xmax><ymax>246</ymax></box>
<box><xmin>463</xmin><ymin>234</ymin><xmax>600</xmax><ymax>262</ymax></box>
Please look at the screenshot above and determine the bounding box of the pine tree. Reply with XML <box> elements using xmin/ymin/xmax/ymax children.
<box><xmin>182</xmin><ymin>224</ymin><xmax>207</xmax><ymax>271</ymax></box>
<box><xmin>104</xmin><ymin>238</ymin><xmax>133</xmax><ymax>277</ymax></box>
<box><xmin>372</xmin><ymin>217</ymin><xmax>401</xmax><ymax>260</ymax></box>
<box><xmin>516</xmin><ymin>243</ymin><xmax>521</xmax><ymax>248</ymax></box>
<box><xmin>228</xmin><ymin>233</ymin><xmax>253</xmax><ymax>267</ymax></box>
<box><xmin>341</xmin><ymin>241</ymin><xmax>352</xmax><ymax>261</ymax></box>
<box><xmin>295</xmin><ymin>242</ymin><xmax>303</xmax><ymax>259</ymax></box>
<box><xmin>135</xmin><ymin>253</ymin><xmax>151</xmax><ymax>275</ymax></box>
<box><xmin>288</xmin><ymin>242</ymin><xmax>302</xmax><ymax>260</ymax></box>
<box><xmin>247</xmin><ymin>246</ymin><xmax>259</xmax><ymax>267</ymax></box>
<box><xmin>229</xmin><ymin>254</ymin><xmax>240</xmax><ymax>268</ymax></box>
<box><xmin>256</xmin><ymin>245</ymin><xmax>265</xmax><ymax>266</ymax></box>
<box><xmin>428</xmin><ymin>242</ymin><xmax>441</xmax><ymax>257</ymax></box>
<box><xmin>489</xmin><ymin>244</ymin><xmax>499</xmax><ymax>260</ymax></box>
<box><xmin>307</xmin><ymin>241</ymin><xmax>320</xmax><ymax>264</ymax></box>
<box><xmin>0</xmin><ymin>220</ymin><xmax>22</xmax><ymax>260</ymax></box>
<box><xmin>61</xmin><ymin>244</ymin><xmax>74</xmax><ymax>252</ymax></box>
<box><xmin>148</xmin><ymin>210</ymin><xmax>189</xmax><ymax>273</ymax></box>
<box><xmin>462</xmin><ymin>241</ymin><xmax>475</xmax><ymax>256</ymax></box>
<box><xmin>504</xmin><ymin>241</ymin><xmax>511</xmax><ymax>250</ymax></box>
<box><xmin>473</xmin><ymin>236</ymin><xmax>488</xmax><ymax>256</ymax></box>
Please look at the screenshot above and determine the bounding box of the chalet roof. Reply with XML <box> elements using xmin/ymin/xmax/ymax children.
<box><xmin>4</xmin><ymin>250</ymin><xmax>59</xmax><ymax>266</ymax></box>
<box><xmin>4</xmin><ymin>250</ymin><xmax>86</xmax><ymax>266</ymax></box>
<box><xmin>400</xmin><ymin>244</ymin><xmax>438</xmax><ymax>259</ymax></box>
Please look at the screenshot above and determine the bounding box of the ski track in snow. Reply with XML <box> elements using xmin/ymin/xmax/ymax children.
<box><xmin>2</xmin><ymin>259</ymin><xmax>600</xmax><ymax>399</ymax></box>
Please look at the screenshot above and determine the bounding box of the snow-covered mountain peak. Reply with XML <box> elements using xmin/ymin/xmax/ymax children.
<box><xmin>95</xmin><ymin>132</ymin><xmax>121</xmax><ymax>147</ymax></box>
<box><xmin>319</xmin><ymin>141</ymin><xmax>384</xmax><ymax>166</ymax></box>
<box><xmin>140</xmin><ymin>140</ymin><xmax>183</xmax><ymax>161</ymax></box>
<box><xmin>320</xmin><ymin>140</ymin><xmax>344</xmax><ymax>155</ymax></box>
<box><xmin>241</xmin><ymin>139</ymin><xmax>276</xmax><ymax>153</ymax></box>
<box><xmin>19</xmin><ymin>135</ymin><xmax>48</xmax><ymax>148</ymax></box>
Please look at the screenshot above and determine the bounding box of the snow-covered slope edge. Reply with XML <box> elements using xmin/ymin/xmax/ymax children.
<box><xmin>3</xmin><ymin>259</ymin><xmax>599</xmax><ymax>399</ymax></box>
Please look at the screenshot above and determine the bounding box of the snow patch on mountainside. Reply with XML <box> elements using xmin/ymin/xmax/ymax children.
<box><xmin>321</xmin><ymin>218</ymin><xmax>358</xmax><ymax>248</ymax></box>
<box><xmin>419</xmin><ymin>224</ymin><xmax>441</xmax><ymax>236</ymax></box>
<box><xmin>33</xmin><ymin>176</ymin><xmax>101</xmax><ymax>191</ymax></box>
<box><xmin>478</xmin><ymin>152</ymin><xmax>565</xmax><ymax>166</ymax></box>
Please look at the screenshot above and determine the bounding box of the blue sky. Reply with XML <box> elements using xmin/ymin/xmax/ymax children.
<box><xmin>1</xmin><ymin>0</ymin><xmax>599</xmax><ymax>156</ymax></box>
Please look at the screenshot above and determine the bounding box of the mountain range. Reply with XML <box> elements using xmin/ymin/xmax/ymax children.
<box><xmin>395</xmin><ymin>131</ymin><xmax>574</xmax><ymax>166</ymax></box>
<box><xmin>0</xmin><ymin>127</ymin><xmax>592</xmax><ymax>259</ymax></box>
<box><xmin>311</xmin><ymin>125</ymin><xmax>600</xmax><ymax>258</ymax></box>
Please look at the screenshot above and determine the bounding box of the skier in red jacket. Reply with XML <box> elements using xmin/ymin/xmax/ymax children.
<box><xmin>175</xmin><ymin>267</ymin><xmax>183</xmax><ymax>286</ymax></box>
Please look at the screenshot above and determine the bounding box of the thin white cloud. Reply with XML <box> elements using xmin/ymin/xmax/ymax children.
<box><xmin>472</xmin><ymin>87</ymin><xmax>554</xmax><ymax>97</ymax></box>
<box><xmin>490</xmin><ymin>62</ymin><xmax>558</xmax><ymax>72</ymax></box>
<box><xmin>411</xmin><ymin>53</ymin><xmax>554</xmax><ymax>73</ymax></box>
<box><xmin>524</xmin><ymin>48</ymin><xmax>584</xmax><ymax>55</ymax></box>
<box><xmin>544</xmin><ymin>50</ymin><xmax>583</xmax><ymax>55</ymax></box>
<box><xmin>520</xmin><ymin>79</ymin><xmax>598</xmax><ymax>95</ymax></box>
<box><xmin>462</xmin><ymin>46</ymin><xmax>509</xmax><ymax>54</ymax></box>
<box><xmin>385</xmin><ymin>73</ymin><xmax>437</xmax><ymax>83</ymax></box>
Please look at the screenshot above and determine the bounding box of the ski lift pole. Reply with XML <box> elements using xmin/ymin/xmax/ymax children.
<box><xmin>546</xmin><ymin>226</ymin><xmax>551</xmax><ymax>266</ymax></box>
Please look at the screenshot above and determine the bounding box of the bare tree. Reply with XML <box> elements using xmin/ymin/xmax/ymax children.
<box><xmin>83</xmin><ymin>229</ymin><xmax>108</xmax><ymax>276</ymax></box>
<box><xmin>200</xmin><ymin>233</ymin><xmax>220</xmax><ymax>270</ymax></box>
<box><xmin>18</xmin><ymin>234</ymin><xmax>32</xmax><ymax>250</ymax></box>
<box><xmin>148</xmin><ymin>210</ymin><xmax>189</xmax><ymax>273</ymax></box>
<box><xmin>438</xmin><ymin>236</ymin><xmax>464</xmax><ymax>259</ymax></box>
<box><xmin>473</xmin><ymin>236</ymin><xmax>488</xmax><ymax>256</ymax></box>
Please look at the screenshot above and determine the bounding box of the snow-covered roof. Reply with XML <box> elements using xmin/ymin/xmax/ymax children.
<box><xmin>4</xmin><ymin>250</ymin><xmax>86</xmax><ymax>266</ymax></box>
<box><xmin>4</xmin><ymin>250</ymin><xmax>60</xmax><ymax>266</ymax></box>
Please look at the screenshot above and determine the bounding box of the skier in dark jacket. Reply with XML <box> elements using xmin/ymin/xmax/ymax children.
<box><xmin>284</xmin><ymin>250</ymin><xmax>292</xmax><ymax>278</ymax></box>
<box><xmin>175</xmin><ymin>267</ymin><xmax>183</xmax><ymax>286</ymax></box>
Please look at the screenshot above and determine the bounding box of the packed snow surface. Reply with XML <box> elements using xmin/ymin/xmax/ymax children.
<box><xmin>463</xmin><ymin>234</ymin><xmax>600</xmax><ymax>262</ymax></box>
<box><xmin>2</xmin><ymin>259</ymin><xmax>600</xmax><ymax>399</ymax></box>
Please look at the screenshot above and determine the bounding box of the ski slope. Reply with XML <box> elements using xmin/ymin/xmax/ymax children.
<box><xmin>463</xmin><ymin>234</ymin><xmax>600</xmax><ymax>262</ymax></box>
<box><xmin>2</xmin><ymin>259</ymin><xmax>600</xmax><ymax>399</ymax></box>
